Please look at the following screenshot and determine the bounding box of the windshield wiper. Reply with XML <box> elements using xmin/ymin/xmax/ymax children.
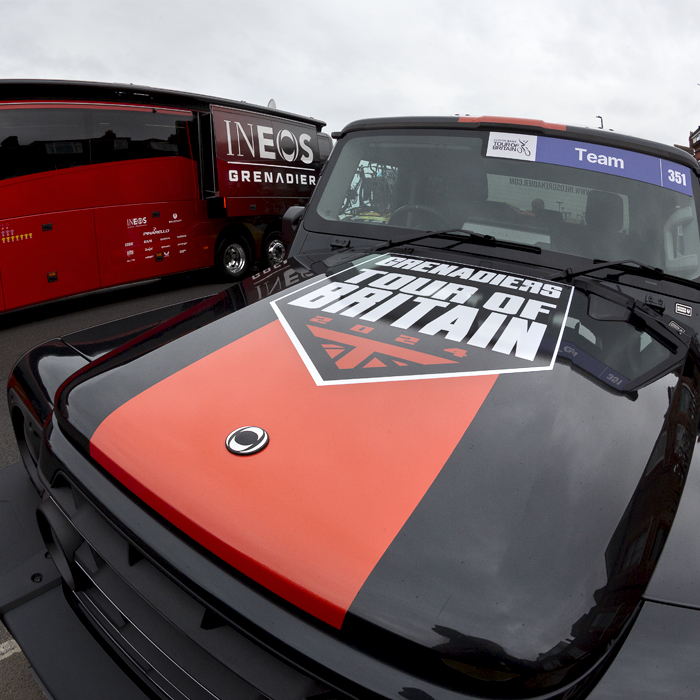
<box><xmin>314</xmin><ymin>228</ymin><xmax>541</xmax><ymax>270</ymax></box>
<box><xmin>551</xmin><ymin>259</ymin><xmax>662</xmax><ymax>282</ymax></box>
<box><xmin>550</xmin><ymin>258</ymin><xmax>700</xmax><ymax>292</ymax></box>
<box><xmin>376</xmin><ymin>227</ymin><xmax>542</xmax><ymax>254</ymax></box>
<box><xmin>373</xmin><ymin>227</ymin><xmax>495</xmax><ymax>250</ymax></box>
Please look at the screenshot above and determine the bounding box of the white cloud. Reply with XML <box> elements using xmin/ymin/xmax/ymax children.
<box><xmin>1</xmin><ymin>0</ymin><xmax>698</xmax><ymax>145</ymax></box>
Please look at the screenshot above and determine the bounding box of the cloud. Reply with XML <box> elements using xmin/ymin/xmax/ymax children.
<box><xmin>1</xmin><ymin>0</ymin><xmax>698</xmax><ymax>145</ymax></box>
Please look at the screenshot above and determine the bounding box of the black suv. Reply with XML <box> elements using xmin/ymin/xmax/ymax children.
<box><xmin>4</xmin><ymin>115</ymin><xmax>700</xmax><ymax>700</ymax></box>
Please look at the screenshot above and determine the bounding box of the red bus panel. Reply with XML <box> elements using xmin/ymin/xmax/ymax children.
<box><xmin>0</xmin><ymin>157</ymin><xmax>199</xmax><ymax>221</ymax></box>
<box><xmin>95</xmin><ymin>201</ymin><xmax>218</xmax><ymax>288</ymax></box>
<box><xmin>1</xmin><ymin>209</ymin><xmax>99</xmax><ymax>310</ymax></box>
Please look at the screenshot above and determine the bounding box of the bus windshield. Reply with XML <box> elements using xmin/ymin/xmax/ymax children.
<box><xmin>312</xmin><ymin>130</ymin><xmax>700</xmax><ymax>280</ymax></box>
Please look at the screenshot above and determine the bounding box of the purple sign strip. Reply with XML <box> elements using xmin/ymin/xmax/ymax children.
<box><xmin>536</xmin><ymin>137</ymin><xmax>693</xmax><ymax>196</ymax></box>
<box><xmin>558</xmin><ymin>340</ymin><xmax>630</xmax><ymax>390</ymax></box>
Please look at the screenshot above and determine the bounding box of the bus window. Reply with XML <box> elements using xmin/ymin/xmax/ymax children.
<box><xmin>0</xmin><ymin>108</ymin><xmax>91</xmax><ymax>180</ymax></box>
<box><xmin>89</xmin><ymin>109</ymin><xmax>194</xmax><ymax>165</ymax></box>
<box><xmin>0</xmin><ymin>107</ymin><xmax>195</xmax><ymax>184</ymax></box>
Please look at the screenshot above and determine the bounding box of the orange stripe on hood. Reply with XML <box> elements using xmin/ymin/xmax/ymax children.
<box><xmin>90</xmin><ymin>320</ymin><xmax>497</xmax><ymax>627</ymax></box>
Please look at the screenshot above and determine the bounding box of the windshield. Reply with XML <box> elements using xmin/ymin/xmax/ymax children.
<box><xmin>311</xmin><ymin>130</ymin><xmax>700</xmax><ymax>280</ymax></box>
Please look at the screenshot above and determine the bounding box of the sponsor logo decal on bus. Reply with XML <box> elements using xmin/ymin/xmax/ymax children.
<box><xmin>213</xmin><ymin>105</ymin><xmax>320</xmax><ymax>199</ymax></box>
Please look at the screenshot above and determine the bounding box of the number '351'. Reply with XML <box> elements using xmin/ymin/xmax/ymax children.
<box><xmin>668</xmin><ymin>169</ymin><xmax>687</xmax><ymax>186</ymax></box>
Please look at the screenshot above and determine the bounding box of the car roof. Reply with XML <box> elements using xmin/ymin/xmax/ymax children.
<box><xmin>333</xmin><ymin>115</ymin><xmax>698</xmax><ymax>170</ymax></box>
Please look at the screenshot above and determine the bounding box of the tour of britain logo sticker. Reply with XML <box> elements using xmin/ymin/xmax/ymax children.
<box><xmin>486</xmin><ymin>132</ymin><xmax>538</xmax><ymax>162</ymax></box>
<box><xmin>270</xmin><ymin>254</ymin><xmax>574</xmax><ymax>385</ymax></box>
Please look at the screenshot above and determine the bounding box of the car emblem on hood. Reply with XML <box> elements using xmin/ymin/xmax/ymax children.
<box><xmin>225</xmin><ymin>426</ymin><xmax>269</xmax><ymax>455</ymax></box>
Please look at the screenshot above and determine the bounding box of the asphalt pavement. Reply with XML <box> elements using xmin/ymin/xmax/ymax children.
<box><xmin>0</xmin><ymin>270</ymin><xmax>232</xmax><ymax>699</ymax></box>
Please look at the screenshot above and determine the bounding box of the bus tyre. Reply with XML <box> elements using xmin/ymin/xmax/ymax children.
<box><xmin>216</xmin><ymin>236</ymin><xmax>251</xmax><ymax>281</ymax></box>
<box><xmin>262</xmin><ymin>234</ymin><xmax>286</xmax><ymax>269</ymax></box>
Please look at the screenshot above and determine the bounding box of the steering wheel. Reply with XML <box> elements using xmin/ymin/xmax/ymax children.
<box><xmin>388</xmin><ymin>204</ymin><xmax>451</xmax><ymax>229</ymax></box>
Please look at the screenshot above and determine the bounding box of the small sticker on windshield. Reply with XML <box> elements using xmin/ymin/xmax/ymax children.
<box><xmin>486</xmin><ymin>133</ymin><xmax>538</xmax><ymax>162</ymax></box>
<box><xmin>676</xmin><ymin>302</ymin><xmax>693</xmax><ymax>317</ymax></box>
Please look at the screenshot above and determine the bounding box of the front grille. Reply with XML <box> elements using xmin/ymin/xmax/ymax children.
<box><xmin>71</xmin><ymin>555</ymin><xmax>264</xmax><ymax>700</ymax></box>
<box><xmin>40</xmin><ymin>471</ymin><xmax>337</xmax><ymax>700</ymax></box>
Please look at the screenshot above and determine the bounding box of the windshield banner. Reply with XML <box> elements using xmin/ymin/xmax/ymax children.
<box><xmin>272</xmin><ymin>254</ymin><xmax>574</xmax><ymax>385</ymax></box>
<box><xmin>487</xmin><ymin>132</ymin><xmax>693</xmax><ymax>196</ymax></box>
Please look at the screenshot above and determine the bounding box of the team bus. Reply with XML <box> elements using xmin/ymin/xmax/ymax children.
<box><xmin>0</xmin><ymin>80</ymin><xmax>331</xmax><ymax>312</ymax></box>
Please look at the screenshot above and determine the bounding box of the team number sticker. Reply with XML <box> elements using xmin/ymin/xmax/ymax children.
<box><xmin>271</xmin><ymin>254</ymin><xmax>574</xmax><ymax>385</ymax></box>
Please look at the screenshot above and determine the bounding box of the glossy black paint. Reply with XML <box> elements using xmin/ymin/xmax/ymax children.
<box><xmin>0</xmin><ymin>463</ymin><xmax>60</xmax><ymax>614</ymax></box>
<box><xmin>8</xmin><ymin>117</ymin><xmax>700</xmax><ymax>699</ymax></box>
<box><xmin>8</xmin><ymin>264</ymin><xmax>308</xmax><ymax>460</ymax></box>
<box><xmin>7</xmin><ymin>298</ymin><xmax>214</xmax><ymax>430</ymax></box>
<box><xmin>9</xmin><ymin>340</ymin><xmax>87</xmax><ymax>424</ymax></box>
<box><xmin>346</xmin><ymin>354</ymin><xmax>699</xmax><ymax>695</ymax></box>
<box><xmin>25</xmin><ymin>252</ymin><xmax>697</xmax><ymax>698</ymax></box>
<box><xmin>62</xmin><ymin>299</ymin><xmax>209</xmax><ymax>361</ymax></box>
<box><xmin>8</xmin><ymin>340</ymin><xmax>89</xmax><ymax>491</ymax></box>
<box><xmin>643</xmin><ymin>396</ymin><xmax>700</xmax><ymax>609</ymax></box>
<box><xmin>586</xmin><ymin>601</ymin><xmax>700</xmax><ymax>699</ymax></box>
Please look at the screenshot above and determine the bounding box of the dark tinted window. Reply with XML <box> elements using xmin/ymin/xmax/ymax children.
<box><xmin>89</xmin><ymin>109</ymin><xmax>193</xmax><ymax>165</ymax></box>
<box><xmin>0</xmin><ymin>108</ymin><xmax>91</xmax><ymax>180</ymax></box>
<box><xmin>0</xmin><ymin>106</ymin><xmax>194</xmax><ymax>181</ymax></box>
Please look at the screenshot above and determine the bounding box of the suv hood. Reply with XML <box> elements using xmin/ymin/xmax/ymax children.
<box><xmin>54</xmin><ymin>258</ymin><xmax>699</xmax><ymax>695</ymax></box>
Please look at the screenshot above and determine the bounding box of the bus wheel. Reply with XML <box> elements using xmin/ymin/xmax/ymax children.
<box><xmin>262</xmin><ymin>234</ymin><xmax>286</xmax><ymax>269</ymax></box>
<box><xmin>217</xmin><ymin>237</ymin><xmax>251</xmax><ymax>280</ymax></box>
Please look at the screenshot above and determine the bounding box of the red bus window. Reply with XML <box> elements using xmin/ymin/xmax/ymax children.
<box><xmin>89</xmin><ymin>109</ymin><xmax>194</xmax><ymax>165</ymax></box>
<box><xmin>0</xmin><ymin>107</ymin><xmax>195</xmax><ymax>182</ymax></box>
<box><xmin>0</xmin><ymin>108</ymin><xmax>91</xmax><ymax>180</ymax></box>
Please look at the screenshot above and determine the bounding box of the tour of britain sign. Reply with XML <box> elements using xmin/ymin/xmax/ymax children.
<box><xmin>271</xmin><ymin>254</ymin><xmax>574</xmax><ymax>385</ymax></box>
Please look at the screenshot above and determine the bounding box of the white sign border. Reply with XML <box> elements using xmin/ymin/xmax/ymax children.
<box><xmin>270</xmin><ymin>253</ymin><xmax>573</xmax><ymax>387</ymax></box>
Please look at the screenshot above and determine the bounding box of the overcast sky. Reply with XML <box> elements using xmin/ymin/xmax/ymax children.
<box><xmin>2</xmin><ymin>0</ymin><xmax>699</xmax><ymax>147</ymax></box>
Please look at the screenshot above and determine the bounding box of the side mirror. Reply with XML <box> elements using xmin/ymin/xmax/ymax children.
<box><xmin>281</xmin><ymin>206</ymin><xmax>305</xmax><ymax>248</ymax></box>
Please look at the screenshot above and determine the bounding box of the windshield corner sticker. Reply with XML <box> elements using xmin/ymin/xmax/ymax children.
<box><xmin>486</xmin><ymin>132</ymin><xmax>538</xmax><ymax>162</ymax></box>
<box><xmin>271</xmin><ymin>255</ymin><xmax>573</xmax><ymax>385</ymax></box>
<box><xmin>675</xmin><ymin>302</ymin><xmax>693</xmax><ymax>318</ymax></box>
